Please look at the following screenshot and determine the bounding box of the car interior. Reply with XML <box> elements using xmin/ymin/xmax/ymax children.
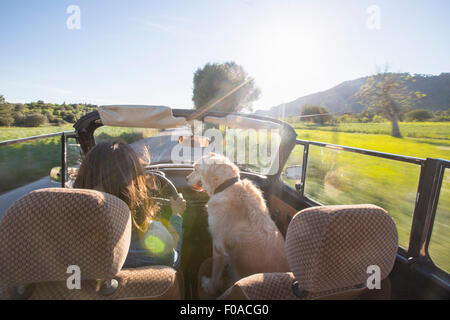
<box><xmin>0</xmin><ymin>107</ymin><xmax>448</xmax><ymax>300</ymax></box>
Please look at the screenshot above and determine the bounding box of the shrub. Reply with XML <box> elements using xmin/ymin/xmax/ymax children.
<box><xmin>372</xmin><ymin>115</ymin><xmax>386</xmax><ymax>123</ymax></box>
<box><xmin>405</xmin><ymin>109</ymin><xmax>434</xmax><ymax>122</ymax></box>
<box><xmin>0</xmin><ymin>115</ymin><xmax>14</xmax><ymax>126</ymax></box>
<box><xmin>0</xmin><ymin>97</ymin><xmax>97</xmax><ymax>126</ymax></box>
<box><xmin>14</xmin><ymin>104</ymin><xmax>25</xmax><ymax>113</ymax></box>
<box><xmin>301</xmin><ymin>105</ymin><xmax>333</xmax><ymax>124</ymax></box>
<box><xmin>338</xmin><ymin>114</ymin><xmax>355</xmax><ymax>123</ymax></box>
<box><xmin>95</xmin><ymin>131</ymin><xmax>144</xmax><ymax>144</ymax></box>
<box><xmin>13</xmin><ymin>112</ymin><xmax>26</xmax><ymax>126</ymax></box>
<box><xmin>63</xmin><ymin>113</ymin><xmax>77</xmax><ymax>123</ymax></box>
<box><xmin>359</xmin><ymin>116</ymin><xmax>370</xmax><ymax>123</ymax></box>
<box><xmin>433</xmin><ymin>110</ymin><xmax>450</xmax><ymax>122</ymax></box>
<box><xmin>23</xmin><ymin>113</ymin><xmax>47</xmax><ymax>127</ymax></box>
<box><xmin>45</xmin><ymin>112</ymin><xmax>55</xmax><ymax>122</ymax></box>
<box><xmin>53</xmin><ymin>119</ymin><xmax>66</xmax><ymax>126</ymax></box>
<box><xmin>0</xmin><ymin>104</ymin><xmax>15</xmax><ymax>126</ymax></box>
<box><xmin>435</xmin><ymin>114</ymin><xmax>450</xmax><ymax>122</ymax></box>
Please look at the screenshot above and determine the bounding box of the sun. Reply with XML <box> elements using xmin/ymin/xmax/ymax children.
<box><xmin>244</xmin><ymin>16</ymin><xmax>329</xmax><ymax>108</ymax></box>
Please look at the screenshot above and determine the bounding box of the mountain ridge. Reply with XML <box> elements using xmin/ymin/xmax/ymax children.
<box><xmin>256</xmin><ymin>73</ymin><xmax>450</xmax><ymax>118</ymax></box>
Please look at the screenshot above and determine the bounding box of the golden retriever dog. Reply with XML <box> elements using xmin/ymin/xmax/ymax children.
<box><xmin>186</xmin><ymin>153</ymin><xmax>289</xmax><ymax>296</ymax></box>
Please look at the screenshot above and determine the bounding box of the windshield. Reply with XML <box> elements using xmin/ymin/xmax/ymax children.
<box><xmin>94</xmin><ymin>120</ymin><xmax>283</xmax><ymax>175</ymax></box>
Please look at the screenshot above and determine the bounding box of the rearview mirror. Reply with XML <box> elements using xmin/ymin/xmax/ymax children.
<box><xmin>283</xmin><ymin>165</ymin><xmax>303</xmax><ymax>180</ymax></box>
<box><xmin>178</xmin><ymin>135</ymin><xmax>210</xmax><ymax>148</ymax></box>
<box><xmin>49</xmin><ymin>167</ymin><xmax>62</xmax><ymax>183</ymax></box>
<box><xmin>50</xmin><ymin>166</ymin><xmax>79</xmax><ymax>185</ymax></box>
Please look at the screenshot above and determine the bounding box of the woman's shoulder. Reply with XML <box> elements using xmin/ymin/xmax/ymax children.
<box><xmin>146</xmin><ymin>220</ymin><xmax>174</xmax><ymax>242</ymax></box>
<box><xmin>149</xmin><ymin>220</ymin><xmax>165</xmax><ymax>228</ymax></box>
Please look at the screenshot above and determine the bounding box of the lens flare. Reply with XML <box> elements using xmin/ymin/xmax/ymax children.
<box><xmin>192</xmin><ymin>184</ymin><xmax>205</xmax><ymax>192</ymax></box>
<box><xmin>143</xmin><ymin>235</ymin><xmax>166</xmax><ymax>254</ymax></box>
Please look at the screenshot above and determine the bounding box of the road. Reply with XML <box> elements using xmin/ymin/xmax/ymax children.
<box><xmin>132</xmin><ymin>128</ymin><xmax>189</xmax><ymax>163</ymax></box>
<box><xmin>0</xmin><ymin>128</ymin><xmax>192</xmax><ymax>219</ymax></box>
<box><xmin>0</xmin><ymin>177</ymin><xmax>58</xmax><ymax>219</ymax></box>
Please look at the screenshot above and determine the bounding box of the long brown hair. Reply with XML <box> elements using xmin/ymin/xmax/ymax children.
<box><xmin>74</xmin><ymin>140</ymin><xmax>158</xmax><ymax>236</ymax></box>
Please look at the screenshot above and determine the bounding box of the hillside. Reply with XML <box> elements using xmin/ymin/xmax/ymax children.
<box><xmin>256</xmin><ymin>73</ymin><xmax>450</xmax><ymax>118</ymax></box>
<box><xmin>0</xmin><ymin>99</ymin><xmax>97</xmax><ymax>127</ymax></box>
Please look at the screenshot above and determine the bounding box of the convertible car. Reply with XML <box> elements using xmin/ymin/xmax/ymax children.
<box><xmin>0</xmin><ymin>105</ymin><xmax>448</xmax><ymax>300</ymax></box>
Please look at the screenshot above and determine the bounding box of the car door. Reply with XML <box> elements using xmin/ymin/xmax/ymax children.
<box><xmin>267</xmin><ymin>139</ymin><xmax>449</xmax><ymax>300</ymax></box>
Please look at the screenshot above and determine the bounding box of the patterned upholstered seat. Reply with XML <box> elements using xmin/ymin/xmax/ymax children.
<box><xmin>218</xmin><ymin>204</ymin><xmax>398</xmax><ymax>300</ymax></box>
<box><xmin>0</xmin><ymin>188</ymin><xmax>182</xmax><ymax>300</ymax></box>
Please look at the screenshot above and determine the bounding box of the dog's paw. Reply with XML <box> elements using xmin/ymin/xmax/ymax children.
<box><xmin>201</xmin><ymin>276</ymin><xmax>216</xmax><ymax>295</ymax></box>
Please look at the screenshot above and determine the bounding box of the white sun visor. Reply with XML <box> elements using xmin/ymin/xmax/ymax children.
<box><xmin>204</xmin><ymin>115</ymin><xmax>282</xmax><ymax>130</ymax></box>
<box><xmin>98</xmin><ymin>105</ymin><xmax>187</xmax><ymax>128</ymax></box>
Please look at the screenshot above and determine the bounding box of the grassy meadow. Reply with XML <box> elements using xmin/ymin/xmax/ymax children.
<box><xmin>0</xmin><ymin>125</ymin><xmax>74</xmax><ymax>141</ymax></box>
<box><xmin>283</xmin><ymin>123</ymin><xmax>449</xmax><ymax>272</ymax></box>
<box><xmin>291</xmin><ymin>121</ymin><xmax>450</xmax><ymax>140</ymax></box>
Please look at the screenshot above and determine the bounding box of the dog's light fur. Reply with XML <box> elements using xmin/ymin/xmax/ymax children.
<box><xmin>187</xmin><ymin>153</ymin><xmax>289</xmax><ymax>296</ymax></box>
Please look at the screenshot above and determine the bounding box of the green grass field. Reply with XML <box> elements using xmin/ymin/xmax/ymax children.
<box><xmin>283</xmin><ymin>125</ymin><xmax>449</xmax><ymax>272</ymax></box>
<box><xmin>0</xmin><ymin>125</ymin><xmax>74</xmax><ymax>141</ymax></box>
<box><xmin>296</xmin><ymin>129</ymin><xmax>450</xmax><ymax>159</ymax></box>
<box><xmin>291</xmin><ymin>122</ymin><xmax>450</xmax><ymax>140</ymax></box>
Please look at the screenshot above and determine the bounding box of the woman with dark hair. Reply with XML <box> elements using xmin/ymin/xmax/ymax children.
<box><xmin>74</xmin><ymin>140</ymin><xmax>186</xmax><ymax>268</ymax></box>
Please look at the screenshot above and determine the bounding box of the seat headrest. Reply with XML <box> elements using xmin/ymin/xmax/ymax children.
<box><xmin>0</xmin><ymin>188</ymin><xmax>131</xmax><ymax>286</ymax></box>
<box><xmin>285</xmin><ymin>204</ymin><xmax>398</xmax><ymax>293</ymax></box>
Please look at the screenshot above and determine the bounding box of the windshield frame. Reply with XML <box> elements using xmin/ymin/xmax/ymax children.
<box><xmin>74</xmin><ymin>108</ymin><xmax>297</xmax><ymax>178</ymax></box>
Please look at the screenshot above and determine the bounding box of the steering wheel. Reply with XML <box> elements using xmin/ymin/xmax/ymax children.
<box><xmin>148</xmin><ymin>171</ymin><xmax>179</xmax><ymax>198</ymax></box>
<box><xmin>146</xmin><ymin>171</ymin><xmax>181</xmax><ymax>219</ymax></box>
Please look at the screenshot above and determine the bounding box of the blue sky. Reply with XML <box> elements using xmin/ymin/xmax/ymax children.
<box><xmin>0</xmin><ymin>0</ymin><xmax>449</xmax><ymax>110</ymax></box>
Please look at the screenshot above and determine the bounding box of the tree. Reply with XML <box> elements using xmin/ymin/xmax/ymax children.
<box><xmin>356</xmin><ymin>110</ymin><xmax>375</xmax><ymax>123</ymax></box>
<box><xmin>372</xmin><ymin>115</ymin><xmax>386</xmax><ymax>123</ymax></box>
<box><xmin>192</xmin><ymin>62</ymin><xmax>260</xmax><ymax>113</ymax></box>
<box><xmin>0</xmin><ymin>95</ymin><xmax>5</xmax><ymax>104</ymax></box>
<box><xmin>405</xmin><ymin>109</ymin><xmax>433</xmax><ymax>122</ymax></box>
<box><xmin>63</xmin><ymin>113</ymin><xmax>77</xmax><ymax>123</ymax></box>
<box><xmin>13</xmin><ymin>111</ymin><xmax>25</xmax><ymax>126</ymax></box>
<box><xmin>23</xmin><ymin>113</ymin><xmax>46</xmax><ymax>127</ymax></box>
<box><xmin>356</xmin><ymin>72</ymin><xmax>426</xmax><ymax>137</ymax></box>
<box><xmin>338</xmin><ymin>113</ymin><xmax>355</xmax><ymax>123</ymax></box>
<box><xmin>301</xmin><ymin>105</ymin><xmax>333</xmax><ymax>124</ymax></box>
<box><xmin>45</xmin><ymin>111</ymin><xmax>56</xmax><ymax>123</ymax></box>
<box><xmin>0</xmin><ymin>104</ymin><xmax>15</xmax><ymax>126</ymax></box>
<box><xmin>14</xmin><ymin>103</ymin><xmax>25</xmax><ymax>113</ymax></box>
<box><xmin>434</xmin><ymin>110</ymin><xmax>450</xmax><ymax>122</ymax></box>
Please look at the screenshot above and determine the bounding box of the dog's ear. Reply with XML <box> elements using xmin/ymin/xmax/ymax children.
<box><xmin>209</xmin><ymin>152</ymin><xmax>217</xmax><ymax>157</ymax></box>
